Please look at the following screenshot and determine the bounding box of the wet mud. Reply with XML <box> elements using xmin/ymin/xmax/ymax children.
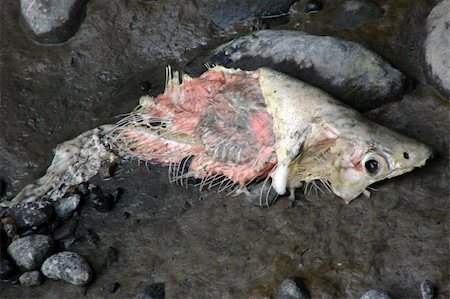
<box><xmin>0</xmin><ymin>0</ymin><xmax>448</xmax><ymax>298</ymax></box>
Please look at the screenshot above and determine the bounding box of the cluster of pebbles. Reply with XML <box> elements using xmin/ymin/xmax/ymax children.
<box><xmin>0</xmin><ymin>182</ymin><xmax>123</xmax><ymax>287</ymax></box>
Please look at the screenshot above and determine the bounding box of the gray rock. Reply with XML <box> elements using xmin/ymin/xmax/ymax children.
<box><xmin>52</xmin><ymin>194</ymin><xmax>80</xmax><ymax>219</ymax></box>
<box><xmin>7</xmin><ymin>234</ymin><xmax>54</xmax><ymax>271</ymax></box>
<box><xmin>361</xmin><ymin>289</ymin><xmax>391</xmax><ymax>299</ymax></box>
<box><xmin>425</xmin><ymin>0</ymin><xmax>450</xmax><ymax>99</ymax></box>
<box><xmin>207</xmin><ymin>30</ymin><xmax>408</xmax><ymax>110</ymax></box>
<box><xmin>41</xmin><ymin>251</ymin><xmax>92</xmax><ymax>286</ymax></box>
<box><xmin>196</xmin><ymin>0</ymin><xmax>296</xmax><ymax>27</ymax></box>
<box><xmin>274</xmin><ymin>278</ymin><xmax>310</xmax><ymax>299</ymax></box>
<box><xmin>19</xmin><ymin>270</ymin><xmax>43</xmax><ymax>287</ymax></box>
<box><xmin>331</xmin><ymin>0</ymin><xmax>385</xmax><ymax>29</ymax></box>
<box><xmin>8</xmin><ymin>201</ymin><xmax>53</xmax><ymax>228</ymax></box>
<box><xmin>20</xmin><ymin>0</ymin><xmax>87</xmax><ymax>44</ymax></box>
<box><xmin>420</xmin><ymin>279</ymin><xmax>435</xmax><ymax>299</ymax></box>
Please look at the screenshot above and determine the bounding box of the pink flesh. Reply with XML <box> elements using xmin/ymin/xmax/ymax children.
<box><xmin>122</xmin><ymin>69</ymin><xmax>277</xmax><ymax>186</ymax></box>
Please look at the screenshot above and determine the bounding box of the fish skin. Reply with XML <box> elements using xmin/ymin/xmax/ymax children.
<box><xmin>4</xmin><ymin>66</ymin><xmax>432</xmax><ymax>207</ymax></box>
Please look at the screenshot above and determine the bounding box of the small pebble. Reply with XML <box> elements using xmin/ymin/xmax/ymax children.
<box><xmin>7</xmin><ymin>234</ymin><xmax>54</xmax><ymax>271</ymax></box>
<box><xmin>274</xmin><ymin>278</ymin><xmax>310</xmax><ymax>299</ymax></box>
<box><xmin>41</xmin><ymin>251</ymin><xmax>93</xmax><ymax>286</ymax></box>
<box><xmin>8</xmin><ymin>201</ymin><xmax>53</xmax><ymax>228</ymax></box>
<box><xmin>140</xmin><ymin>81</ymin><xmax>152</xmax><ymax>92</ymax></box>
<box><xmin>304</xmin><ymin>0</ymin><xmax>322</xmax><ymax>13</ymax></box>
<box><xmin>1</xmin><ymin>216</ymin><xmax>18</xmax><ymax>238</ymax></box>
<box><xmin>92</xmin><ymin>195</ymin><xmax>115</xmax><ymax>212</ymax></box>
<box><xmin>420</xmin><ymin>279</ymin><xmax>435</xmax><ymax>299</ymax></box>
<box><xmin>106</xmin><ymin>281</ymin><xmax>120</xmax><ymax>293</ymax></box>
<box><xmin>19</xmin><ymin>270</ymin><xmax>43</xmax><ymax>287</ymax></box>
<box><xmin>0</xmin><ymin>258</ymin><xmax>17</xmax><ymax>282</ymax></box>
<box><xmin>361</xmin><ymin>289</ymin><xmax>391</xmax><ymax>299</ymax></box>
<box><xmin>52</xmin><ymin>194</ymin><xmax>81</xmax><ymax>219</ymax></box>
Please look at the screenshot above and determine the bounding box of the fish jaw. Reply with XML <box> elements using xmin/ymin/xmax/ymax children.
<box><xmin>258</xmin><ymin>67</ymin><xmax>433</xmax><ymax>204</ymax></box>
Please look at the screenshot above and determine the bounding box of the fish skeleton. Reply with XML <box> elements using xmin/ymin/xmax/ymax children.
<box><xmin>6</xmin><ymin>66</ymin><xmax>432</xmax><ymax>208</ymax></box>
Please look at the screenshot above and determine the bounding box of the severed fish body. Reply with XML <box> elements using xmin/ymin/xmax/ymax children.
<box><xmin>7</xmin><ymin>66</ymin><xmax>432</xmax><ymax>207</ymax></box>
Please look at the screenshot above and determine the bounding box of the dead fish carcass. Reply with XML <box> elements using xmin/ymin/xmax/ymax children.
<box><xmin>7</xmin><ymin>66</ymin><xmax>432</xmax><ymax>207</ymax></box>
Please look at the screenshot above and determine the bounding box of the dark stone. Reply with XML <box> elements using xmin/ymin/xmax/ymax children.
<box><xmin>139</xmin><ymin>283</ymin><xmax>166</xmax><ymax>299</ymax></box>
<box><xmin>41</xmin><ymin>251</ymin><xmax>93</xmax><ymax>286</ymax></box>
<box><xmin>53</xmin><ymin>218</ymin><xmax>78</xmax><ymax>249</ymax></box>
<box><xmin>106</xmin><ymin>282</ymin><xmax>120</xmax><ymax>293</ymax></box>
<box><xmin>7</xmin><ymin>234</ymin><xmax>54</xmax><ymax>271</ymax></box>
<box><xmin>7</xmin><ymin>201</ymin><xmax>53</xmax><ymax>228</ymax></box>
<box><xmin>19</xmin><ymin>270</ymin><xmax>43</xmax><ymax>287</ymax></box>
<box><xmin>206</xmin><ymin>30</ymin><xmax>407</xmax><ymax>110</ymax></box>
<box><xmin>304</xmin><ymin>1</ymin><xmax>322</xmax><ymax>14</ymax></box>
<box><xmin>92</xmin><ymin>194</ymin><xmax>115</xmax><ymax>212</ymax></box>
<box><xmin>274</xmin><ymin>278</ymin><xmax>311</xmax><ymax>299</ymax></box>
<box><xmin>331</xmin><ymin>0</ymin><xmax>385</xmax><ymax>29</ymax></box>
<box><xmin>0</xmin><ymin>258</ymin><xmax>17</xmax><ymax>282</ymax></box>
<box><xmin>20</xmin><ymin>0</ymin><xmax>87</xmax><ymax>44</ymax></box>
<box><xmin>360</xmin><ymin>289</ymin><xmax>391</xmax><ymax>299</ymax></box>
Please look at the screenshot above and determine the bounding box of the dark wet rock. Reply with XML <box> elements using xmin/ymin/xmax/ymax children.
<box><xmin>52</xmin><ymin>194</ymin><xmax>80</xmax><ymax>219</ymax></box>
<box><xmin>361</xmin><ymin>289</ymin><xmax>391</xmax><ymax>299</ymax></box>
<box><xmin>0</xmin><ymin>258</ymin><xmax>17</xmax><ymax>282</ymax></box>
<box><xmin>20</xmin><ymin>0</ymin><xmax>87</xmax><ymax>44</ymax></box>
<box><xmin>274</xmin><ymin>278</ymin><xmax>311</xmax><ymax>299</ymax></box>
<box><xmin>19</xmin><ymin>270</ymin><xmax>43</xmax><ymax>287</ymax></box>
<box><xmin>331</xmin><ymin>0</ymin><xmax>385</xmax><ymax>29</ymax></box>
<box><xmin>1</xmin><ymin>216</ymin><xmax>18</xmax><ymax>238</ymax></box>
<box><xmin>304</xmin><ymin>0</ymin><xmax>322</xmax><ymax>14</ymax></box>
<box><xmin>196</xmin><ymin>0</ymin><xmax>297</xmax><ymax>27</ymax></box>
<box><xmin>245</xmin><ymin>179</ymin><xmax>278</xmax><ymax>207</ymax></box>
<box><xmin>207</xmin><ymin>30</ymin><xmax>407</xmax><ymax>110</ymax></box>
<box><xmin>7</xmin><ymin>201</ymin><xmax>53</xmax><ymax>228</ymax></box>
<box><xmin>106</xmin><ymin>282</ymin><xmax>120</xmax><ymax>293</ymax></box>
<box><xmin>420</xmin><ymin>279</ymin><xmax>435</xmax><ymax>299</ymax></box>
<box><xmin>92</xmin><ymin>194</ymin><xmax>115</xmax><ymax>212</ymax></box>
<box><xmin>425</xmin><ymin>0</ymin><xmax>450</xmax><ymax>99</ymax></box>
<box><xmin>138</xmin><ymin>283</ymin><xmax>166</xmax><ymax>299</ymax></box>
<box><xmin>7</xmin><ymin>234</ymin><xmax>54</xmax><ymax>271</ymax></box>
<box><xmin>41</xmin><ymin>251</ymin><xmax>93</xmax><ymax>286</ymax></box>
<box><xmin>53</xmin><ymin>218</ymin><xmax>78</xmax><ymax>249</ymax></box>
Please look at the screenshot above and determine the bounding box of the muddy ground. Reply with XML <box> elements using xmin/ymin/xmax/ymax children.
<box><xmin>0</xmin><ymin>0</ymin><xmax>448</xmax><ymax>298</ymax></box>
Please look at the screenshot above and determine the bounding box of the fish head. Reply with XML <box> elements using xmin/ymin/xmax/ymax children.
<box><xmin>302</xmin><ymin>119</ymin><xmax>433</xmax><ymax>204</ymax></box>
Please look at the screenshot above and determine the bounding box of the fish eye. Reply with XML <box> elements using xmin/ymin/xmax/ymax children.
<box><xmin>364</xmin><ymin>159</ymin><xmax>379</xmax><ymax>174</ymax></box>
<box><xmin>403</xmin><ymin>152</ymin><xmax>409</xmax><ymax>159</ymax></box>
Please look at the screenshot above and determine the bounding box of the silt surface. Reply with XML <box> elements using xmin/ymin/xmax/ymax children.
<box><xmin>0</xmin><ymin>0</ymin><xmax>448</xmax><ymax>298</ymax></box>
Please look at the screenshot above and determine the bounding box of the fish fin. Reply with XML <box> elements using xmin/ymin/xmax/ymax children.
<box><xmin>5</xmin><ymin>125</ymin><xmax>117</xmax><ymax>207</ymax></box>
